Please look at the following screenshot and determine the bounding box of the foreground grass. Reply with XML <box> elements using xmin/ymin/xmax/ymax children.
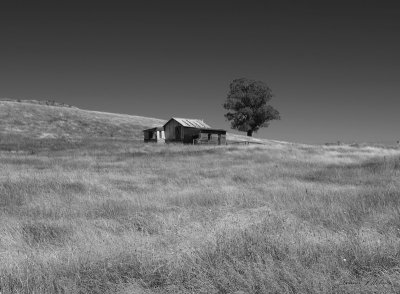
<box><xmin>0</xmin><ymin>140</ymin><xmax>400</xmax><ymax>293</ymax></box>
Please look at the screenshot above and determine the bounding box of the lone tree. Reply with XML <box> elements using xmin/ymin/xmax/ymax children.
<box><xmin>223</xmin><ymin>78</ymin><xmax>281</xmax><ymax>136</ymax></box>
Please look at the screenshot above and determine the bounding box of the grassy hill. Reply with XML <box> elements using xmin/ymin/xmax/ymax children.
<box><xmin>0</xmin><ymin>100</ymin><xmax>164</xmax><ymax>141</ymax></box>
<box><xmin>0</xmin><ymin>100</ymin><xmax>268</xmax><ymax>150</ymax></box>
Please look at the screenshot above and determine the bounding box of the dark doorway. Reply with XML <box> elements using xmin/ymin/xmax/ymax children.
<box><xmin>175</xmin><ymin>126</ymin><xmax>181</xmax><ymax>140</ymax></box>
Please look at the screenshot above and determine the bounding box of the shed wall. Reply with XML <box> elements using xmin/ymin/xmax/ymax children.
<box><xmin>164</xmin><ymin>119</ymin><xmax>182</xmax><ymax>141</ymax></box>
<box><xmin>196</xmin><ymin>133</ymin><xmax>226</xmax><ymax>145</ymax></box>
<box><xmin>220</xmin><ymin>134</ymin><xmax>226</xmax><ymax>145</ymax></box>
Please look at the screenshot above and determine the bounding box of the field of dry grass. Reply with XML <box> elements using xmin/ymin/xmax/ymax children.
<box><xmin>0</xmin><ymin>139</ymin><xmax>400</xmax><ymax>294</ymax></box>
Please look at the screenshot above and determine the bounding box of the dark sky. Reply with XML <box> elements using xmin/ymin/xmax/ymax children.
<box><xmin>1</xmin><ymin>1</ymin><xmax>399</xmax><ymax>143</ymax></box>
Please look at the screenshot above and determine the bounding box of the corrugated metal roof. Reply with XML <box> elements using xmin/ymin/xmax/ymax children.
<box><xmin>172</xmin><ymin>118</ymin><xmax>212</xmax><ymax>129</ymax></box>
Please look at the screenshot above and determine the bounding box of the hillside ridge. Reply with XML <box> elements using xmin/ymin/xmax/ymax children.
<box><xmin>0</xmin><ymin>98</ymin><xmax>77</xmax><ymax>108</ymax></box>
<box><xmin>0</xmin><ymin>100</ymin><xmax>164</xmax><ymax>141</ymax></box>
<box><xmin>0</xmin><ymin>99</ymin><xmax>272</xmax><ymax>145</ymax></box>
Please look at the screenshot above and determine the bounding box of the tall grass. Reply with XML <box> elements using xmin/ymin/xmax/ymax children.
<box><xmin>0</xmin><ymin>141</ymin><xmax>400</xmax><ymax>293</ymax></box>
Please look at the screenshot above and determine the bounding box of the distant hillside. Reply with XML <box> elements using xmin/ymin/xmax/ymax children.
<box><xmin>0</xmin><ymin>98</ymin><xmax>77</xmax><ymax>108</ymax></box>
<box><xmin>0</xmin><ymin>99</ymin><xmax>274</xmax><ymax>147</ymax></box>
<box><xmin>0</xmin><ymin>100</ymin><xmax>164</xmax><ymax>141</ymax></box>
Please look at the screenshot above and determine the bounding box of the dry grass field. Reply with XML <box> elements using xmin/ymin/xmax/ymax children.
<box><xmin>1</xmin><ymin>138</ymin><xmax>400</xmax><ymax>294</ymax></box>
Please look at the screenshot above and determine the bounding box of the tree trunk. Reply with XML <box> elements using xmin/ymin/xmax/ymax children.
<box><xmin>247</xmin><ymin>130</ymin><xmax>253</xmax><ymax>137</ymax></box>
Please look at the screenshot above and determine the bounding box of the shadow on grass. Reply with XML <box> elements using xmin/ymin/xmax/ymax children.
<box><xmin>87</xmin><ymin>199</ymin><xmax>163</xmax><ymax>235</ymax></box>
<box><xmin>303</xmin><ymin>156</ymin><xmax>400</xmax><ymax>186</ymax></box>
<box><xmin>22</xmin><ymin>222</ymin><xmax>72</xmax><ymax>246</ymax></box>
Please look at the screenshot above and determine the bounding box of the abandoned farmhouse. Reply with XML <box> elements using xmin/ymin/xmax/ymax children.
<box><xmin>143</xmin><ymin>118</ymin><xmax>226</xmax><ymax>145</ymax></box>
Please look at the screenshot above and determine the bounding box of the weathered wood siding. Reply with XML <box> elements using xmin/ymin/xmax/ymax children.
<box><xmin>196</xmin><ymin>133</ymin><xmax>226</xmax><ymax>145</ymax></box>
<box><xmin>164</xmin><ymin>119</ymin><xmax>182</xmax><ymax>141</ymax></box>
<box><xmin>144</xmin><ymin>129</ymin><xmax>165</xmax><ymax>143</ymax></box>
<box><xmin>198</xmin><ymin>133</ymin><xmax>218</xmax><ymax>144</ymax></box>
<box><xmin>156</xmin><ymin>130</ymin><xmax>165</xmax><ymax>143</ymax></box>
<box><xmin>220</xmin><ymin>134</ymin><xmax>226</xmax><ymax>145</ymax></box>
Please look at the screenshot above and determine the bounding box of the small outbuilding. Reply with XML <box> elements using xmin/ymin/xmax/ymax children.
<box><xmin>143</xmin><ymin>117</ymin><xmax>226</xmax><ymax>145</ymax></box>
<box><xmin>143</xmin><ymin>127</ymin><xmax>165</xmax><ymax>143</ymax></box>
<box><xmin>164</xmin><ymin>118</ymin><xmax>226</xmax><ymax>144</ymax></box>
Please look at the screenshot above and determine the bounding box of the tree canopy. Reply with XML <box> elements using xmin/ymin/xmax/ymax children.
<box><xmin>223</xmin><ymin>78</ymin><xmax>280</xmax><ymax>136</ymax></box>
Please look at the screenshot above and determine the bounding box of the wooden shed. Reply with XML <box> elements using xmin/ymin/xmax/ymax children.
<box><xmin>163</xmin><ymin>118</ymin><xmax>226</xmax><ymax>145</ymax></box>
<box><xmin>143</xmin><ymin>127</ymin><xmax>165</xmax><ymax>143</ymax></box>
